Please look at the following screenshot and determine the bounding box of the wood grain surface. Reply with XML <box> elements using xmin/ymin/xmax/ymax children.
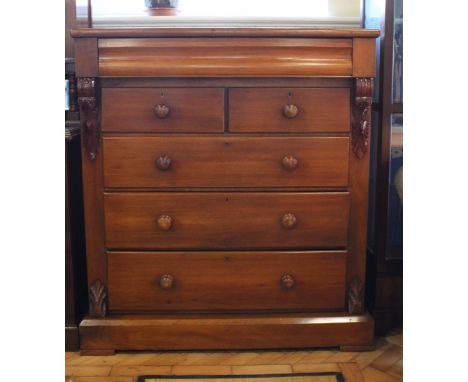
<box><xmin>98</xmin><ymin>38</ymin><xmax>352</xmax><ymax>77</ymax></box>
<box><xmin>102</xmin><ymin>136</ymin><xmax>350</xmax><ymax>188</ymax></box>
<box><xmin>79</xmin><ymin>313</ymin><xmax>374</xmax><ymax>351</ymax></box>
<box><xmin>229</xmin><ymin>88</ymin><xmax>350</xmax><ymax>133</ymax></box>
<box><xmin>101</xmin><ymin>88</ymin><xmax>224</xmax><ymax>133</ymax></box>
<box><xmin>107</xmin><ymin>250</ymin><xmax>347</xmax><ymax>312</ymax></box>
<box><xmin>103</xmin><ymin>192</ymin><xmax>350</xmax><ymax>249</ymax></box>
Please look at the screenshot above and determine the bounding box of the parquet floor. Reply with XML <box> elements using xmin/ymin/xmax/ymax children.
<box><xmin>65</xmin><ymin>329</ymin><xmax>402</xmax><ymax>382</ymax></box>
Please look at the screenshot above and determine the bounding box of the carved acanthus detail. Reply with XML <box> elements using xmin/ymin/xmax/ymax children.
<box><xmin>348</xmin><ymin>277</ymin><xmax>364</xmax><ymax>314</ymax></box>
<box><xmin>78</xmin><ymin>77</ymin><xmax>100</xmax><ymax>161</ymax></box>
<box><xmin>89</xmin><ymin>279</ymin><xmax>107</xmax><ymax>318</ymax></box>
<box><xmin>352</xmin><ymin>78</ymin><xmax>373</xmax><ymax>159</ymax></box>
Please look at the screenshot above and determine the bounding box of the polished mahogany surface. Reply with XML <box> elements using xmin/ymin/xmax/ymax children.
<box><xmin>107</xmin><ymin>250</ymin><xmax>347</xmax><ymax>312</ymax></box>
<box><xmin>74</xmin><ymin>27</ymin><xmax>378</xmax><ymax>354</ymax></box>
<box><xmin>102</xmin><ymin>136</ymin><xmax>350</xmax><ymax>188</ymax></box>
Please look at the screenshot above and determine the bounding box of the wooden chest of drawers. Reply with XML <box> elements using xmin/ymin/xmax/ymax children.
<box><xmin>72</xmin><ymin>27</ymin><xmax>378</xmax><ymax>354</ymax></box>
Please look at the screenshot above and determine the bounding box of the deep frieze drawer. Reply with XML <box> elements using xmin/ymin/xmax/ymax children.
<box><xmin>101</xmin><ymin>88</ymin><xmax>224</xmax><ymax>133</ymax></box>
<box><xmin>104</xmin><ymin>192</ymin><xmax>350</xmax><ymax>249</ymax></box>
<box><xmin>229</xmin><ymin>88</ymin><xmax>350</xmax><ymax>133</ymax></box>
<box><xmin>107</xmin><ymin>250</ymin><xmax>347</xmax><ymax>312</ymax></box>
<box><xmin>98</xmin><ymin>38</ymin><xmax>353</xmax><ymax>77</ymax></box>
<box><xmin>103</xmin><ymin>136</ymin><xmax>350</xmax><ymax>188</ymax></box>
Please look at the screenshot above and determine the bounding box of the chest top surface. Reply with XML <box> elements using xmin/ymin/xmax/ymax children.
<box><xmin>71</xmin><ymin>27</ymin><xmax>378</xmax><ymax>78</ymax></box>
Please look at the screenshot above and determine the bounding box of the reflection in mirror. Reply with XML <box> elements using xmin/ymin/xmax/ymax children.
<box><xmin>386</xmin><ymin>113</ymin><xmax>403</xmax><ymax>259</ymax></box>
<box><xmin>392</xmin><ymin>0</ymin><xmax>403</xmax><ymax>103</ymax></box>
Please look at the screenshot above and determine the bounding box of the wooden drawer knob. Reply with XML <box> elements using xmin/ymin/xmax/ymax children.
<box><xmin>159</xmin><ymin>274</ymin><xmax>174</xmax><ymax>290</ymax></box>
<box><xmin>283</xmin><ymin>104</ymin><xmax>299</xmax><ymax>119</ymax></box>
<box><xmin>154</xmin><ymin>104</ymin><xmax>170</xmax><ymax>119</ymax></box>
<box><xmin>282</xmin><ymin>155</ymin><xmax>298</xmax><ymax>171</ymax></box>
<box><xmin>156</xmin><ymin>154</ymin><xmax>172</xmax><ymax>171</ymax></box>
<box><xmin>280</xmin><ymin>274</ymin><xmax>295</xmax><ymax>290</ymax></box>
<box><xmin>157</xmin><ymin>215</ymin><xmax>173</xmax><ymax>231</ymax></box>
<box><xmin>281</xmin><ymin>213</ymin><xmax>297</xmax><ymax>229</ymax></box>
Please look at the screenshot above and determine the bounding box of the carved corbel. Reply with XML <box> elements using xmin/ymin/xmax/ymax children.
<box><xmin>78</xmin><ymin>77</ymin><xmax>100</xmax><ymax>161</ymax></box>
<box><xmin>348</xmin><ymin>277</ymin><xmax>364</xmax><ymax>314</ymax></box>
<box><xmin>352</xmin><ymin>78</ymin><xmax>373</xmax><ymax>159</ymax></box>
<box><xmin>89</xmin><ymin>279</ymin><xmax>107</xmax><ymax>317</ymax></box>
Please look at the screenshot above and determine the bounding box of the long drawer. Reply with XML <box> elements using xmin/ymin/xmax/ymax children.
<box><xmin>104</xmin><ymin>192</ymin><xmax>350</xmax><ymax>249</ymax></box>
<box><xmin>101</xmin><ymin>88</ymin><xmax>225</xmax><ymax>133</ymax></box>
<box><xmin>107</xmin><ymin>250</ymin><xmax>347</xmax><ymax>312</ymax></box>
<box><xmin>229</xmin><ymin>88</ymin><xmax>350</xmax><ymax>133</ymax></box>
<box><xmin>103</xmin><ymin>136</ymin><xmax>350</xmax><ymax>188</ymax></box>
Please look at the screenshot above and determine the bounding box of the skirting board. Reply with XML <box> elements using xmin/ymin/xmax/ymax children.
<box><xmin>79</xmin><ymin>312</ymin><xmax>374</xmax><ymax>354</ymax></box>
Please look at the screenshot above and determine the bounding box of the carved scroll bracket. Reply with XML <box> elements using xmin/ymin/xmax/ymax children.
<box><xmin>352</xmin><ymin>78</ymin><xmax>374</xmax><ymax>159</ymax></box>
<box><xmin>78</xmin><ymin>77</ymin><xmax>100</xmax><ymax>161</ymax></box>
<box><xmin>348</xmin><ymin>277</ymin><xmax>364</xmax><ymax>314</ymax></box>
<box><xmin>89</xmin><ymin>279</ymin><xmax>107</xmax><ymax>318</ymax></box>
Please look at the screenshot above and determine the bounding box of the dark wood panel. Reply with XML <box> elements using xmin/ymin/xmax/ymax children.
<box><xmin>101</xmin><ymin>88</ymin><xmax>224</xmax><ymax>133</ymax></box>
<box><xmin>107</xmin><ymin>250</ymin><xmax>346</xmax><ymax>312</ymax></box>
<box><xmin>75</xmin><ymin>38</ymin><xmax>98</xmax><ymax>76</ymax></box>
<box><xmin>104</xmin><ymin>192</ymin><xmax>350</xmax><ymax>249</ymax></box>
<box><xmin>102</xmin><ymin>136</ymin><xmax>350</xmax><ymax>188</ymax></box>
<box><xmin>98</xmin><ymin>38</ymin><xmax>352</xmax><ymax>77</ymax></box>
<box><xmin>229</xmin><ymin>88</ymin><xmax>350</xmax><ymax>133</ymax></box>
<box><xmin>375</xmin><ymin>276</ymin><xmax>403</xmax><ymax>309</ymax></box>
<box><xmin>79</xmin><ymin>313</ymin><xmax>374</xmax><ymax>352</ymax></box>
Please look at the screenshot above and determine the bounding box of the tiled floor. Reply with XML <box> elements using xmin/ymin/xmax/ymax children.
<box><xmin>66</xmin><ymin>328</ymin><xmax>402</xmax><ymax>382</ymax></box>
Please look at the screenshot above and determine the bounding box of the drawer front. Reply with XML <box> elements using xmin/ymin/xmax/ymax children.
<box><xmin>108</xmin><ymin>251</ymin><xmax>347</xmax><ymax>312</ymax></box>
<box><xmin>101</xmin><ymin>88</ymin><xmax>224</xmax><ymax>133</ymax></box>
<box><xmin>229</xmin><ymin>88</ymin><xmax>350</xmax><ymax>133</ymax></box>
<box><xmin>103</xmin><ymin>136</ymin><xmax>349</xmax><ymax>188</ymax></box>
<box><xmin>104</xmin><ymin>192</ymin><xmax>349</xmax><ymax>249</ymax></box>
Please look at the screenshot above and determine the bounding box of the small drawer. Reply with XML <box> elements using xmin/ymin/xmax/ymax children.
<box><xmin>107</xmin><ymin>250</ymin><xmax>347</xmax><ymax>312</ymax></box>
<box><xmin>104</xmin><ymin>192</ymin><xmax>350</xmax><ymax>249</ymax></box>
<box><xmin>229</xmin><ymin>88</ymin><xmax>350</xmax><ymax>133</ymax></box>
<box><xmin>101</xmin><ymin>88</ymin><xmax>224</xmax><ymax>133</ymax></box>
<box><xmin>103</xmin><ymin>136</ymin><xmax>349</xmax><ymax>188</ymax></box>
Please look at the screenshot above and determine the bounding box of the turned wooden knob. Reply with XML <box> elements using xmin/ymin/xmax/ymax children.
<box><xmin>281</xmin><ymin>213</ymin><xmax>297</xmax><ymax>229</ymax></box>
<box><xmin>283</xmin><ymin>104</ymin><xmax>299</xmax><ymax>119</ymax></box>
<box><xmin>280</xmin><ymin>274</ymin><xmax>295</xmax><ymax>290</ymax></box>
<box><xmin>159</xmin><ymin>274</ymin><xmax>174</xmax><ymax>290</ymax></box>
<box><xmin>156</xmin><ymin>154</ymin><xmax>172</xmax><ymax>171</ymax></box>
<box><xmin>154</xmin><ymin>104</ymin><xmax>170</xmax><ymax>119</ymax></box>
<box><xmin>282</xmin><ymin>155</ymin><xmax>298</xmax><ymax>171</ymax></box>
<box><xmin>157</xmin><ymin>215</ymin><xmax>173</xmax><ymax>231</ymax></box>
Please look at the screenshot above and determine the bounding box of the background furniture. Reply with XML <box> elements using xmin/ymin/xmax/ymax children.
<box><xmin>72</xmin><ymin>25</ymin><xmax>378</xmax><ymax>354</ymax></box>
<box><xmin>65</xmin><ymin>122</ymin><xmax>88</xmax><ymax>351</ymax></box>
<box><xmin>364</xmin><ymin>0</ymin><xmax>403</xmax><ymax>335</ymax></box>
<box><xmin>66</xmin><ymin>0</ymin><xmax>88</xmax><ymax>351</ymax></box>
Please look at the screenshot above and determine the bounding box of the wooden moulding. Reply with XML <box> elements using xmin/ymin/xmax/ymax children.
<box><xmin>71</xmin><ymin>27</ymin><xmax>380</xmax><ymax>38</ymax></box>
<box><xmin>79</xmin><ymin>313</ymin><xmax>374</xmax><ymax>353</ymax></box>
<box><xmin>98</xmin><ymin>38</ymin><xmax>353</xmax><ymax>77</ymax></box>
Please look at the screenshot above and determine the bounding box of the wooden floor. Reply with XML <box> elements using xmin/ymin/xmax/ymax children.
<box><xmin>66</xmin><ymin>329</ymin><xmax>402</xmax><ymax>382</ymax></box>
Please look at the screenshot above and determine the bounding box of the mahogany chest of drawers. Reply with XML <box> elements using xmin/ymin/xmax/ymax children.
<box><xmin>72</xmin><ymin>27</ymin><xmax>378</xmax><ymax>354</ymax></box>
